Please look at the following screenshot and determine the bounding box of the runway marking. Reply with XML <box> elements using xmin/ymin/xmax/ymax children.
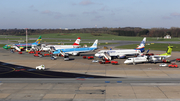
<box><xmin>76</xmin><ymin>78</ymin><xmax>86</xmax><ymax>80</ymax></box>
<box><xmin>117</xmin><ymin>81</ymin><xmax>122</xmax><ymax>83</ymax></box>
<box><xmin>23</xmin><ymin>71</ymin><xmax>64</xmax><ymax>78</ymax></box>
<box><xmin>105</xmin><ymin>81</ymin><xmax>110</xmax><ymax>83</ymax></box>
<box><xmin>0</xmin><ymin>65</ymin><xmax>15</xmax><ymax>74</ymax></box>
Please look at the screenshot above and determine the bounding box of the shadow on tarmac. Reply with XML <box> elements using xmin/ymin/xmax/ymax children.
<box><xmin>0</xmin><ymin>61</ymin><xmax>119</xmax><ymax>78</ymax></box>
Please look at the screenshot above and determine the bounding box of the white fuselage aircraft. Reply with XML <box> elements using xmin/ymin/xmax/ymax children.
<box><xmin>53</xmin><ymin>40</ymin><xmax>98</xmax><ymax>56</ymax></box>
<box><xmin>95</xmin><ymin>37</ymin><xmax>146</xmax><ymax>59</ymax></box>
<box><xmin>40</xmin><ymin>37</ymin><xmax>81</xmax><ymax>51</ymax></box>
<box><xmin>124</xmin><ymin>46</ymin><xmax>173</xmax><ymax>64</ymax></box>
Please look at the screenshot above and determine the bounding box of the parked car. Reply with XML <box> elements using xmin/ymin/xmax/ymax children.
<box><xmin>159</xmin><ymin>63</ymin><xmax>167</xmax><ymax>67</ymax></box>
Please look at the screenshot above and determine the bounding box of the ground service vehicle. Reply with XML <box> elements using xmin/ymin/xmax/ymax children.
<box><xmin>168</xmin><ymin>63</ymin><xmax>178</xmax><ymax>68</ymax></box>
<box><xmin>36</xmin><ymin>65</ymin><xmax>45</xmax><ymax>70</ymax></box>
<box><xmin>162</xmin><ymin>59</ymin><xmax>171</xmax><ymax>63</ymax></box>
<box><xmin>111</xmin><ymin>61</ymin><xmax>118</xmax><ymax>65</ymax></box>
<box><xmin>176</xmin><ymin>58</ymin><xmax>180</xmax><ymax>62</ymax></box>
<box><xmin>64</xmin><ymin>53</ymin><xmax>69</xmax><ymax>61</ymax></box>
<box><xmin>34</xmin><ymin>53</ymin><xmax>43</xmax><ymax>57</ymax></box>
<box><xmin>43</xmin><ymin>53</ymin><xmax>51</xmax><ymax>57</ymax></box>
<box><xmin>83</xmin><ymin>56</ymin><xmax>86</xmax><ymax>59</ymax></box>
<box><xmin>29</xmin><ymin>51</ymin><xmax>35</xmax><ymax>54</ymax></box>
<box><xmin>159</xmin><ymin>63</ymin><xmax>168</xmax><ymax>67</ymax></box>
<box><xmin>92</xmin><ymin>60</ymin><xmax>99</xmax><ymax>63</ymax></box>
<box><xmin>51</xmin><ymin>56</ymin><xmax>57</xmax><ymax>60</ymax></box>
<box><xmin>88</xmin><ymin>56</ymin><xmax>94</xmax><ymax>59</ymax></box>
<box><xmin>99</xmin><ymin>60</ymin><xmax>111</xmax><ymax>64</ymax></box>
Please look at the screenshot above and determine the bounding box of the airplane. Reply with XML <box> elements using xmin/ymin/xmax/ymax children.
<box><xmin>95</xmin><ymin>37</ymin><xmax>146</xmax><ymax>59</ymax></box>
<box><xmin>3</xmin><ymin>36</ymin><xmax>42</xmax><ymax>50</ymax></box>
<box><xmin>124</xmin><ymin>45</ymin><xmax>173</xmax><ymax>64</ymax></box>
<box><xmin>53</xmin><ymin>39</ymin><xmax>98</xmax><ymax>56</ymax></box>
<box><xmin>40</xmin><ymin>37</ymin><xmax>81</xmax><ymax>51</ymax></box>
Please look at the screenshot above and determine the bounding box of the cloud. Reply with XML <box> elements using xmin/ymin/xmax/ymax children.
<box><xmin>99</xmin><ymin>6</ymin><xmax>108</xmax><ymax>11</ymax></box>
<box><xmin>41</xmin><ymin>10</ymin><xmax>53</xmax><ymax>15</ymax></box>
<box><xmin>33</xmin><ymin>9</ymin><xmax>39</xmax><ymax>12</ymax></box>
<box><xmin>162</xmin><ymin>16</ymin><xmax>171</xmax><ymax>19</ymax></box>
<box><xmin>29</xmin><ymin>5</ymin><xmax>34</xmax><ymax>8</ymax></box>
<box><xmin>170</xmin><ymin>12</ymin><xmax>180</xmax><ymax>17</ymax></box>
<box><xmin>68</xmin><ymin>14</ymin><xmax>76</xmax><ymax>17</ymax></box>
<box><xmin>54</xmin><ymin>13</ymin><xmax>63</xmax><ymax>19</ymax></box>
<box><xmin>91</xmin><ymin>16</ymin><xmax>103</xmax><ymax>21</ymax></box>
<box><xmin>111</xmin><ymin>10</ymin><xmax>115</xmax><ymax>15</ymax></box>
<box><xmin>79</xmin><ymin>0</ymin><xmax>94</xmax><ymax>5</ymax></box>
<box><xmin>83</xmin><ymin>11</ymin><xmax>97</xmax><ymax>15</ymax></box>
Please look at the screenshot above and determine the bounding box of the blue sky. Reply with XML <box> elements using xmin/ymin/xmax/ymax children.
<box><xmin>0</xmin><ymin>0</ymin><xmax>180</xmax><ymax>29</ymax></box>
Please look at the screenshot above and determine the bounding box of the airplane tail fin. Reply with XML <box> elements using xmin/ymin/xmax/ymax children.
<box><xmin>90</xmin><ymin>39</ymin><xmax>98</xmax><ymax>48</ymax></box>
<box><xmin>32</xmin><ymin>36</ymin><xmax>41</xmax><ymax>45</ymax></box>
<box><xmin>160</xmin><ymin>46</ymin><xmax>173</xmax><ymax>56</ymax></box>
<box><xmin>73</xmin><ymin>37</ymin><xmax>81</xmax><ymax>45</ymax></box>
<box><xmin>135</xmin><ymin>37</ymin><xmax>146</xmax><ymax>52</ymax></box>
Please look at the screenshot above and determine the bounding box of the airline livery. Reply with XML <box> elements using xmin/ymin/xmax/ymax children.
<box><xmin>53</xmin><ymin>39</ymin><xmax>98</xmax><ymax>56</ymax></box>
<box><xmin>95</xmin><ymin>37</ymin><xmax>146</xmax><ymax>59</ymax></box>
<box><xmin>124</xmin><ymin>46</ymin><xmax>173</xmax><ymax>64</ymax></box>
<box><xmin>3</xmin><ymin>36</ymin><xmax>41</xmax><ymax>50</ymax></box>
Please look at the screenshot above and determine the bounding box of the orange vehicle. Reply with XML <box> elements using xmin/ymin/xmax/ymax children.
<box><xmin>111</xmin><ymin>61</ymin><xmax>118</xmax><ymax>65</ymax></box>
<box><xmin>88</xmin><ymin>56</ymin><xmax>94</xmax><ymax>59</ymax></box>
<box><xmin>99</xmin><ymin>60</ymin><xmax>111</xmax><ymax>64</ymax></box>
<box><xmin>168</xmin><ymin>63</ymin><xmax>178</xmax><ymax>68</ymax></box>
<box><xmin>176</xmin><ymin>58</ymin><xmax>180</xmax><ymax>62</ymax></box>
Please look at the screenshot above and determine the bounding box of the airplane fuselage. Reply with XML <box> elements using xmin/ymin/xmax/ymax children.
<box><xmin>95</xmin><ymin>49</ymin><xmax>141</xmax><ymax>58</ymax></box>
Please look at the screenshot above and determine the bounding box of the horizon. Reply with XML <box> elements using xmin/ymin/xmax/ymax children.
<box><xmin>1</xmin><ymin>0</ymin><xmax>180</xmax><ymax>29</ymax></box>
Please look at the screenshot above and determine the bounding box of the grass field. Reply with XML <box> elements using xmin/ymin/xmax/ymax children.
<box><xmin>1</xmin><ymin>33</ymin><xmax>180</xmax><ymax>41</ymax></box>
<box><xmin>116</xmin><ymin>43</ymin><xmax>180</xmax><ymax>51</ymax></box>
<box><xmin>0</xmin><ymin>44</ymin><xmax>6</xmax><ymax>47</ymax></box>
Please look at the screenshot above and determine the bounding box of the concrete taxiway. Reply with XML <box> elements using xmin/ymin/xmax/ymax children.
<box><xmin>0</xmin><ymin>48</ymin><xmax>180</xmax><ymax>100</ymax></box>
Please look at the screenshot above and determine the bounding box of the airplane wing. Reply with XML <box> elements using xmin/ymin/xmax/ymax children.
<box><xmin>153</xmin><ymin>55</ymin><xmax>170</xmax><ymax>58</ymax></box>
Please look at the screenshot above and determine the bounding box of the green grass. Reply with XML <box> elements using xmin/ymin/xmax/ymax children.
<box><xmin>116</xmin><ymin>43</ymin><xmax>180</xmax><ymax>51</ymax></box>
<box><xmin>0</xmin><ymin>38</ymin><xmax>25</xmax><ymax>40</ymax></box>
<box><xmin>2</xmin><ymin>33</ymin><xmax>180</xmax><ymax>41</ymax></box>
<box><xmin>0</xmin><ymin>44</ymin><xmax>6</xmax><ymax>47</ymax></box>
<box><xmin>45</xmin><ymin>42</ymin><xmax>116</xmax><ymax>47</ymax></box>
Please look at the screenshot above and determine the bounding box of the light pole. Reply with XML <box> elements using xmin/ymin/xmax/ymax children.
<box><xmin>25</xmin><ymin>28</ymin><xmax>28</xmax><ymax>51</ymax></box>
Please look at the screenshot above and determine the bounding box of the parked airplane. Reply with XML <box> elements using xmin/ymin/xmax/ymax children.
<box><xmin>40</xmin><ymin>37</ymin><xmax>81</xmax><ymax>51</ymax></box>
<box><xmin>3</xmin><ymin>36</ymin><xmax>42</xmax><ymax>50</ymax></box>
<box><xmin>124</xmin><ymin>45</ymin><xmax>173</xmax><ymax>64</ymax></box>
<box><xmin>95</xmin><ymin>37</ymin><xmax>146</xmax><ymax>59</ymax></box>
<box><xmin>53</xmin><ymin>39</ymin><xmax>98</xmax><ymax>56</ymax></box>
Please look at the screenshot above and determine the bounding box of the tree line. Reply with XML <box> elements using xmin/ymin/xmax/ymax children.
<box><xmin>0</xmin><ymin>27</ymin><xmax>180</xmax><ymax>37</ymax></box>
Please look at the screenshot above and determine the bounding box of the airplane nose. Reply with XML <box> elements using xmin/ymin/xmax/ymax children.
<box><xmin>124</xmin><ymin>60</ymin><xmax>128</xmax><ymax>64</ymax></box>
<box><xmin>3</xmin><ymin>46</ymin><xmax>8</xmax><ymax>49</ymax></box>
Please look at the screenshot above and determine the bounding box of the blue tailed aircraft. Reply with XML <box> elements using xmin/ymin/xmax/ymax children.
<box><xmin>53</xmin><ymin>39</ymin><xmax>98</xmax><ymax>56</ymax></box>
<box><xmin>3</xmin><ymin>36</ymin><xmax>41</xmax><ymax>50</ymax></box>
